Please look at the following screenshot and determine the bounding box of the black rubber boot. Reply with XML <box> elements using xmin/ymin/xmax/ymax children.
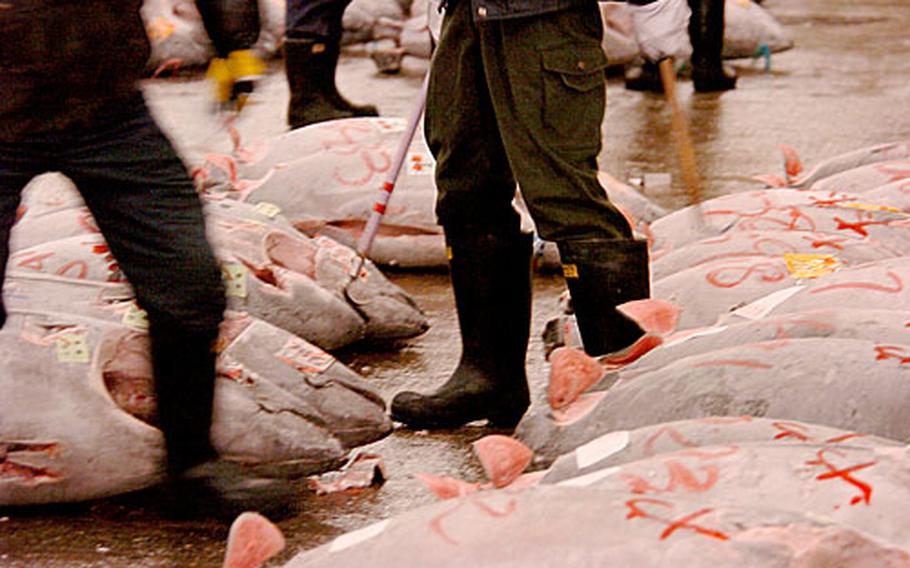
<box><xmin>556</xmin><ymin>238</ymin><xmax>650</xmax><ymax>356</ymax></box>
<box><xmin>154</xmin><ymin>460</ymin><xmax>299</xmax><ymax>521</ymax></box>
<box><xmin>390</xmin><ymin>231</ymin><xmax>533</xmax><ymax>429</ymax></box>
<box><xmin>624</xmin><ymin>60</ymin><xmax>664</xmax><ymax>93</ymax></box>
<box><xmin>322</xmin><ymin>42</ymin><xmax>381</xmax><ymax>117</ymax></box>
<box><xmin>149</xmin><ymin>329</ymin><xmax>297</xmax><ymax>521</ymax></box>
<box><xmin>689</xmin><ymin>0</ymin><xmax>737</xmax><ymax>92</ymax></box>
<box><xmin>285</xmin><ymin>39</ymin><xmax>377</xmax><ymax>129</ymax></box>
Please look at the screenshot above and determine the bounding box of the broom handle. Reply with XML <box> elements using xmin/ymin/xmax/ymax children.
<box><xmin>658</xmin><ymin>58</ymin><xmax>704</xmax><ymax>209</ymax></box>
<box><xmin>356</xmin><ymin>73</ymin><xmax>431</xmax><ymax>256</ymax></box>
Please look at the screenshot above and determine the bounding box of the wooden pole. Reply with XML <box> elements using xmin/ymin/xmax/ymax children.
<box><xmin>658</xmin><ymin>58</ymin><xmax>704</xmax><ymax>213</ymax></box>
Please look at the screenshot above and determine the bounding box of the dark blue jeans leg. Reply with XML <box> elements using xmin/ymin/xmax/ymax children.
<box><xmin>286</xmin><ymin>0</ymin><xmax>352</xmax><ymax>41</ymax></box>
<box><xmin>60</xmin><ymin>96</ymin><xmax>227</xmax><ymax>475</ymax></box>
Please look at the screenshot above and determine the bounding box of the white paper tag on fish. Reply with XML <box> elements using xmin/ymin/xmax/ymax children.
<box><xmin>55</xmin><ymin>331</ymin><xmax>90</xmax><ymax>364</ymax></box>
<box><xmin>730</xmin><ymin>285</ymin><xmax>803</xmax><ymax>321</ymax></box>
<box><xmin>557</xmin><ymin>466</ymin><xmax>620</xmax><ymax>488</ymax></box>
<box><xmin>575</xmin><ymin>430</ymin><xmax>630</xmax><ymax>469</ymax></box>
<box><xmin>222</xmin><ymin>263</ymin><xmax>248</xmax><ymax>299</ymax></box>
<box><xmin>330</xmin><ymin>520</ymin><xmax>389</xmax><ymax>553</ymax></box>
<box><xmin>121</xmin><ymin>302</ymin><xmax>149</xmax><ymax>331</ymax></box>
<box><xmin>276</xmin><ymin>337</ymin><xmax>334</xmax><ymax>374</ymax></box>
<box><xmin>407</xmin><ymin>153</ymin><xmax>434</xmax><ymax>176</ymax></box>
<box><xmin>253</xmin><ymin>201</ymin><xmax>282</xmax><ymax>219</ymax></box>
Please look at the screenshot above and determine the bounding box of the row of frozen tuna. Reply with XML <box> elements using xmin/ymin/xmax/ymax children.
<box><xmin>194</xmin><ymin>116</ymin><xmax>670</xmax><ymax>269</ymax></box>
<box><xmin>142</xmin><ymin>0</ymin><xmax>792</xmax><ymax>74</ymax></box>
<box><xmin>272</xmin><ymin>142</ymin><xmax>910</xmax><ymax>566</ymax></box>
<box><xmin>0</xmin><ymin>173</ymin><xmax>430</xmax><ymax>506</ymax></box>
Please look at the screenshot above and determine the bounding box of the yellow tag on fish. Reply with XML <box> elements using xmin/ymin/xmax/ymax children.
<box><xmin>55</xmin><ymin>331</ymin><xmax>90</xmax><ymax>364</ymax></box>
<box><xmin>446</xmin><ymin>246</ymin><xmax>453</xmax><ymax>261</ymax></box>
<box><xmin>121</xmin><ymin>302</ymin><xmax>149</xmax><ymax>331</ymax></box>
<box><xmin>222</xmin><ymin>263</ymin><xmax>248</xmax><ymax>298</ymax></box>
<box><xmin>562</xmin><ymin>264</ymin><xmax>579</xmax><ymax>279</ymax></box>
<box><xmin>783</xmin><ymin>253</ymin><xmax>840</xmax><ymax>279</ymax></box>
<box><xmin>841</xmin><ymin>202</ymin><xmax>902</xmax><ymax>214</ymax></box>
<box><xmin>253</xmin><ymin>201</ymin><xmax>282</xmax><ymax>218</ymax></box>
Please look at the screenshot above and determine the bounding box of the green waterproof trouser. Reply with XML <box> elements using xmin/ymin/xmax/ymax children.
<box><xmin>425</xmin><ymin>0</ymin><xmax>632</xmax><ymax>242</ymax></box>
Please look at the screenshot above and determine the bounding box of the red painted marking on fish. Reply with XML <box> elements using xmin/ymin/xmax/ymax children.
<box><xmin>809</xmin><ymin>270</ymin><xmax>903</xmax><ymax>295</ymax></box>
<box><xmin>333</xmin><ymin>150</ymin><xmax>392</xmax><ymax>187</ymax></box>
<box><xmin>737</xmin><ymin>206</ymin><xmax>817</xmax><ymax>232</ymax></box>
<box><xmin>833</xmin><ymin>215</ymin><xmax>892</xmax><ymax>237</ymax></box>
<box><xmin>705</xmin><ymin>260</ymin><xmax>788</xmax><ymax>288</ymax></box>
<box><xmin>806</xmin><ymin>448</ymin><xmax>876</xmax><ymax>506</ymax></box>
<box><xmin>801</xmin><ymin>234</ymin><xmax>848</xmax><ymax>250</ymax></box>
<box><xmin>14</xmin><ymin>251</ymin><xmax>54</xmax><ymax>271</ymax></box>
<box><xmin>55</xmin><ymin>260</ymin><xmax>88</xmax><ymax>280</ymax></box>
<box><xmin>809</xmin><ymin>193</ymin><xmax>855</xmax><ymax>208</ymax></box>
<box><xmin>691</xmin><ymin>359</ymin><xmax>773</xmax><ymax>369</ymax></box>
<box><xmin>622</xmin><ymin>460</ymin><xmax>720</xmax><ymax>495</ymax></box>
<box><xmin>643</xmin><ymin>427</ymin><xmax>699</xmax><ymax>456</ymax></box>
<box><xmin>705</xmin><ymin>195</ymin><xmax>773</xmax><ymax>219</ymax></box>
<box><xmin>873</xmin><ymin>344</ymin><xmax>910</xmax><ymax>365</ymax></box>
<box><xmin>825</xmin><ymin>433</ymin><xmax>864</xmax><ymax>444</ymax></box>
<box><xmin>429</xmin><ymin>495</ymin><xmax>518</xmax><ymax>546</ymax></box>
<box><xmin>678</xmin><ymin>446</ymin><xmax>741</xmax><ymax>460</ymax></box>
<box><xmin>771</xmin><ymin>421</ymin><xmax>810</xmax><ymax>441</ymax></box>
<box><xmin>625</xmin><ymin>498</ymin><xmax>729</xmax><ymax>541</ymax></box>
<box><xmin>876</xmin><ymin>163</ymin><xmax>910</xmax><ymax>183</ymax></box>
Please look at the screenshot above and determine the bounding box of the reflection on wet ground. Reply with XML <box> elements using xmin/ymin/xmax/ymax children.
<box><xmin>3</xmin><ymin>0</ymin><xmax>910</xmax><ymax>565</ymax></box>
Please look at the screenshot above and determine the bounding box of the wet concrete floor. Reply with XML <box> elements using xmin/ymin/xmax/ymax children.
<box><xmin>3</xmin><ymin>0</ymin><xmax>910</xmax><ymax>565</ymax></box>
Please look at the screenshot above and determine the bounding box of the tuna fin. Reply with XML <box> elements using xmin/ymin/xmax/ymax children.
<box><xmin>472</xmin><ymin>435</ymin><xmax>533</xmax><ymax>489</ymax></box>
<box><xmin>222</xmin><ymin>512</ymin><xmax>286</xmax><ymax>568</ymax></box>
<box><xmin>599</xmin><ymin>333</ymin><xmax>664</xmax><ymax>369</ymax></box>
<box><xmin>780</xmin><ymin>144</ymin><xmax>803</xmax><ymax>180</ymax></box>
<box><xmin>617</xmin><ymin>298</ymin><xmax>679</xmax><ymax>336</ymax></box>
<box><xmin>548</xmin><ymin>347</ymin><xmax>606</xmax><ymax>410</ymax></box>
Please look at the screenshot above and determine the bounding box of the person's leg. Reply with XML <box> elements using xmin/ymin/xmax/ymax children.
<box><xmin>195</xmin><ymin>0</ymin><xmax>261</xmax><ymax>57</ymax></box>
<box><xmin>389</xmin><ymin>0</ymin><xmax>532</xmax><ymax>429</ymax></box>
<box><xmin>284</xmin><ymin>0</ymin><xmax>378</xmax><ymax>128</ymax></box>
<box><xmin>60</xmin><ymin>95</ymin><xmax>294</xmax><ymax>518</ymax></box>
<box><xmin>688</xmin><ymin>0</ymin><xmax>736</xmax><ymax>92</ymax></box>
<box><xmin>485</xmin><ymin>6</ymin><xmax>650</xmax><ymax>357</ymax></box>
<box><xmin>0</xmin><ymin>139</ymin><xmax>47</xmax><ymax>328</ymax></box>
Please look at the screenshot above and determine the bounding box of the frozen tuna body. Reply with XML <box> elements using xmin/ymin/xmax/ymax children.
<box><xmin>9</xmin><ymin>232</ymin><xmax>367</xmax><ymax>350</ymax></box>
<box><xmin>218</xmin><ymin>313</ymin><xmax>392</xmax><ymax>450</ymax></box>
<box><xmin>541</xmin><ymin>416</ymin><xmax>901</xmax><ymax>484</ymax></box>
<box><xmin>784</xmin><ymin>140</ymin><xmax>910</xmax><ymax>188</ymax></box>
<box><xmin>722</xmin><ymin>0</ymin><xmax>794</xmax><ymax>58</ymax></box>
<box><xmin>13</xmin><ymin>175</ymin><xmax>430</xmax><ymax>345</ymax></box>
<box><xmin>624</xmin><ymin>307</ymin><xmax>910</xmax><ymax>379</ymax></box>
<box><xmin>518</xmin><ymin>336</ymin><xmax>910</xmax><ymax>462</ymax></box>
<box><xmin>280</xmin><ymin>483</ymin><xmax>908</xmax><ymax>568</ymax></box>
<box><xmin>651</xmin><ymin>230</ymin><xmax>902</xmax><ymax>281</ymax></box>
<box><xmin>603</xmin><ymin>336</ymin><xmax>910</xmax><ymax>440</ymax></box>
<box><xmin>0</xmin><ymin>309</ymin><xmax>354</xmax><ymax>505</ymax></box>
<box><xmin>648</xmin><ymin>189</ymin><xmax>910</xmax><ymax>255</ymax></box>
<box><xmin>141</xmin><ymin>0</ymin><xmax>213</xmax><ymax>70</ymax></box>
<box><xmin>0</xmin><ymin>311</ymin><xmax>165</xmax><ymax>505</ymax></box>
<box><xmin>809</xmin><ymin>159</ymin><xmax>910</xmax><ymax>193</ymax></box>
<box><xmin>722</xmin><ymin>255</ymin><xmax>910</xmax><ymax>322</ymax></box>
<box><xmin>550</xmin><ymin>442</ymin><xmax>910</xmax><ymax>550</ymax></box>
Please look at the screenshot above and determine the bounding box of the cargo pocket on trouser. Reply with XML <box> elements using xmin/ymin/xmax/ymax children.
<box><xmin>541</xmin><ymin>45</ymin><xmax>608</xmax><ymax>154</ymax></box>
